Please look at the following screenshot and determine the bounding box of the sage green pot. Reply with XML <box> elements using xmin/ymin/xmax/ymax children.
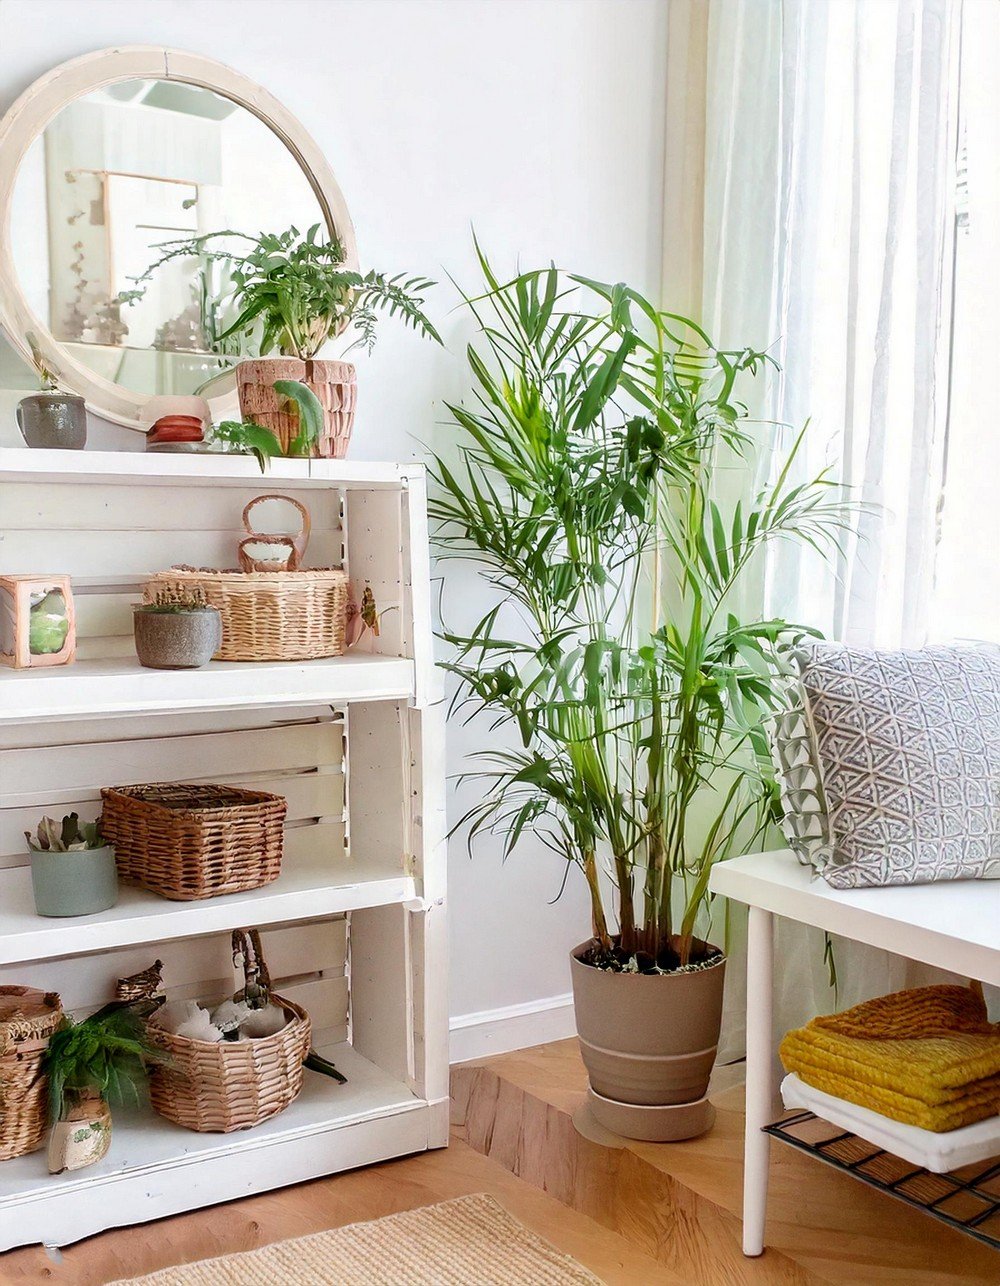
<box><xmin>29</xmin><ymin>845</ymin><xmax>118</xmax><ymax>917</ymax></box>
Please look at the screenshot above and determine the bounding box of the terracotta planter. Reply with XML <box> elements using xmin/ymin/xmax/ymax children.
<box><xmin>236</xmin><ymin>357</ymin><xmax>357</xmax><ymax>458</ymax></box>
<box><xmin>570</xmin><ymin>940</ymin><xmax>725</xmax><ymax>1141</ymax></box>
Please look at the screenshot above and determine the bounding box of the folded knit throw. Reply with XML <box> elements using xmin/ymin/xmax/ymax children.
<box><xmin>780</xmin><ymin>985</ymin><xmax>1000</xmax><ymax>1133</ymax></box>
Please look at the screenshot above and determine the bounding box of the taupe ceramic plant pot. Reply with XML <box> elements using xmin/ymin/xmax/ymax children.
<box><xmin>133</xmin><ymin>607</ymin><xmax>222</xmax><ymax>670</ymax></box>
<box><xmin>570</xmin><ymin>940</ymin><xmax>726</xmax><ymax>1141</ymax></box>
<box><xmin>235</xmin><ymin>357</ymin><xmax>357</xmax><ymax>458</ymax></box>
<box><xmin>16</xmin><ymin>393</ymin><xmax>87</xmax><ymax>449</ymax></box>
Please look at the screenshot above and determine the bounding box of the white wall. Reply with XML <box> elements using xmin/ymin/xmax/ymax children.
<box><xmin>0</xmin><ymin>0</ymin><xmax>668</xmax><ymax>1055</ymax></box>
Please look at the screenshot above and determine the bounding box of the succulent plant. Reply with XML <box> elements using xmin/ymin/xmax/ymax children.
<box><xmin>26</xmin><ymin>813</ymin><xmax>104</xmax><ymax>853</ymax></box>
<box><xmin>28</xmin><ymin>589</ymin><xmax>70</xmax><ymax>655</ymax></box>
<box><xmin>137</xmin><ymin>588</ymin><xmax>213</xmax><ymax>614</ymax></box>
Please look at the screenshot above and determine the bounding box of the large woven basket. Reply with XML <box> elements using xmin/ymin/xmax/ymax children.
<box><xmin>0</xmin><ymin>986</ymin><xmax>64</xmax><ymax>1160</ymax></box>
<box><xmin>100</xmin><ymin>783</ymin><xmax>286</xmax><ymax>901</ymax></box>
<box><xmin>147</xmin><ymin>930</ymin><xmax>311</xmax><ymax>1132</ymax></box>
<box><xmin>144</xmin><ymin>494</ymin><xmax>349</xmax><ymax>663</ymax></box>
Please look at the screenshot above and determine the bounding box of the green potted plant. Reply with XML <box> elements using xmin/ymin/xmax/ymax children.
<box><xmin>122</xmin><ymin>225</ymin><xmax>440</xmax><ymax>457</ymax></box>
<box><xmin>44</xmin><ymin>1004</ymin><xmax>163</xmax><ymax>1174</ymax></box>
<box><xmin>16</xmin><ymin>337</ymin><xmax>87</xmax><ymax>450</ymax></box>
<box><xmin>133</xmin><ymin>590</ymin><xmax>222</xmax><ymax>670</ymax></box>
<box><xmin>25</xmin><ymin>813</ymin><xmax>118</xmax><ymax>918</ymax></box>
<box><xmin>432</xmin><ymin>250</ymin><xmax>853</xmax><ymax>1141</ymax></box>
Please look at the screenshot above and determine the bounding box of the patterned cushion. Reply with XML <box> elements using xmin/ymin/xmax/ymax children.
<box><xmin>771</xmin><ymin>643</ymin><xmax>1000</xmax><ymax>889</ymax></box>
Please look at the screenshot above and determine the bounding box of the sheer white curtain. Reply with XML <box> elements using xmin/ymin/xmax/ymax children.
<box><xmin>671</xmin><ymin>0</ymin><xmax>968</xmax><ymax>1052</ymax></box>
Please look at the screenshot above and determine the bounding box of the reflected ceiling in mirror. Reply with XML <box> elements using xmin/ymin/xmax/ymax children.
<box><xmin>9</xmin><ymin>78</ymin><xmax>327</xmax><ymax>399</ymax></box>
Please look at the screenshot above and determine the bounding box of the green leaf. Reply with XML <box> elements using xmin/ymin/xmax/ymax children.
<box><xmin>273</xmin><ymin>379</ymin><xmax>324</xmax><ymax>456</ymax></box>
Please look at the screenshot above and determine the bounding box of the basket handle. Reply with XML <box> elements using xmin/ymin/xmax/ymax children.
<box><xmin>237</xmin><ymin>534</ymin><xmax>300</xmax><ymax>573</ymax></box>
<box><xmin>242</xmin><ymin>494</ymin><xmax>311</xmax><ymax>565</ymax></box>
<box><xmin>232</xmin><ymin>927</ymin><xmax>272</xmax><ymax>1009</ymax></box>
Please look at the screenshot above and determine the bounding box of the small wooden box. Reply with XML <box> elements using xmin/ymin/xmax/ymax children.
<box><xmin>0</xmin><ymin>575</ymin><xmax>76</xmax><ymax>669</ymax></box>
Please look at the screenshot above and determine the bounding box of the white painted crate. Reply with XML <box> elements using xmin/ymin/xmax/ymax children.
<box><xmin>0</xmin><ymin>450</ymin><xmax>448</xmax><ymax>1250</ymax></box>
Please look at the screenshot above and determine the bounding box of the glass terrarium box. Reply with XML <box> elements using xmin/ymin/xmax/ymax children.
<box><xmin>0</xmin><ymin>575</ymin><xmax>76</xmax><ymax>669</ymax></box>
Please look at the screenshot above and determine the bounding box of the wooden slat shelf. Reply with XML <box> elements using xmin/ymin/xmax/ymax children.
<box><xmin>0</xmin><ymin>446</ymin><xmax>423</xmax><ymax>490</ymax></box>
<box><xmin>0</xmin><ymin>1041</ymin><xmax>439</xmax><ymax>1251</ymax></box>
<box><xmin>0</xmin><ymin>440</ymin><xmax>448</xmax><ymax>1251</ymax></box>
<box><xmin>0</xmin><ymin>850</ymin><xmax>415</xmax><ymax>966</ymax></box>
<box><xmin>0</xmin><ymin>654</ymin><xmax>416</xmax><ymax>723</ymax></box>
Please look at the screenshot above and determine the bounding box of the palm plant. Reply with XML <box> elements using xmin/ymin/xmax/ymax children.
<box><xmin>432</xmin><ymin>249</ymin><xmax>854</xmax><ymax>971</ymax></box>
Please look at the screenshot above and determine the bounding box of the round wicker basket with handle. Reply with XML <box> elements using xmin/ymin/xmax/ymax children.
<box><xmin>147</xmin><ymin>929</ymin><xmax>311</xmax><ymax>1133</ymax></box>
<box><xmin>144</xmin><ymin>493</ymin><xmax>348</xmax><ymax>662</ymax></box>
<box><xmin>0</xmin><ymin>986</ymin><xmax>64</xmax><ymax>1160</ymax></box>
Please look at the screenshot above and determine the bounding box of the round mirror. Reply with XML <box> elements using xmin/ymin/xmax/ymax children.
<box><xmin>0</xmin><ymin>49</ymin><xmax>356</xmax><ymax>429</ymax></box>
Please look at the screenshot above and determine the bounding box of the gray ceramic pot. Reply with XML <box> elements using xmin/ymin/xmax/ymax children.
<box><xmin>570</xmin><ymin>941</ymin><xmax>726</xmax><ymax>1141</ymax></box>
<box><xmin>133</xmin><ymin>607</ymin><xmax>222</xmax><ymax>669</ymax></box>
<box><xmin>16</xmin><ymin>393</ymin><xmax>88</xmax><ymax>449</ymax></box>
<box><xmin>29</xmin><ymin>845</ymin><xmax>118</xmax><ymax>917</ymax></box>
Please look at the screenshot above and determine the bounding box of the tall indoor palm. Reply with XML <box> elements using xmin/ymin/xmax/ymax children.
<box><xmin>431</xmin><ymin>248</ymin><xmax>853</xmax><ymax>1138</ymax></box>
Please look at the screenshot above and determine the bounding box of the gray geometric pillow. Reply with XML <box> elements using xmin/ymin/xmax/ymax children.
<box><xmin>770</xmin><ymin>643</ymin><xmax>1000</xmax><ymax>889</ymax></box>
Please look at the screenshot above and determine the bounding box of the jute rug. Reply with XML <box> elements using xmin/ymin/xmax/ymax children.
<box><xmin>113</xmin><ymin>1193</ymin><xmax>603</xmax><ymax>1285</ymax></box>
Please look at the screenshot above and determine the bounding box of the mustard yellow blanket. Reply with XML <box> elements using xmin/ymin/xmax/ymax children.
<box><xmin>779</xmin><ymin>985</ymin><xmax>1000</xmax><ymax>1133</ymax></box>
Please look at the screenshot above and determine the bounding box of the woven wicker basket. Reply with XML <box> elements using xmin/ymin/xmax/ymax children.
<box><xmin>148</xmin><ymin>930</ymin><xmax>311</xmax><ymax>1132</ymax></box>
<box><xmin>100</xmin><ymin>783</ymin><xmax>286</xmax><ymax>901</ymax></box>
<box><xmin>0</xmin><ymin>986</ymin><xmax>64</xmax><ymax>1160</ymax></box>
<box><xmin>144</xmin><ymin>494</ymin><xmax>349</xmax><ymax>663</ymax></box>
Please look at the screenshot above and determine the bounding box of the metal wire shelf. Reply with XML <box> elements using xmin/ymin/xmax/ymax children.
<box><xmin>766</xmin><ymin>1111</ymin><xmax>1000</xmax><ymax>1252</ymax></box>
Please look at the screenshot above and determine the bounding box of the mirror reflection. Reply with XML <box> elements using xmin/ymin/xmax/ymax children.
<box><xmin>8</xmin><ymin>79</ymin><xmax>327</xmax><ymax>397</ymax></box>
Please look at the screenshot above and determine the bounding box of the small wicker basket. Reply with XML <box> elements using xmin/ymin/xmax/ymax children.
<box><xmin>100</xmin><ymin>783</ymin><xmax>286</xmax><ymax>901</ymax></box>
<box><xmin>147</xmin><ymin>929</ymin><xmax>311</xmax><ymax>1132</ymax></box>
<box><xmin>144</xmin><ymin>495</ymin><xmax>349</xmax><ymax>663</ymax></box>
<box><xmin>0</xmin><ymin>986</ymin><xmax>64</xmax><ymax>1161</ymax></box>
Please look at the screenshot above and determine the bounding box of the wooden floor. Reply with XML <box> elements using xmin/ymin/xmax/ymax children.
<box><xmin>3</xmin><ymin>1039</ymin><xmax>999</xmax><ymax>1284</ymax></box>
<box><xmin>453</xmin><ymin>1040</ymin><xmax>1000</xmax><ymax>1286</ymax></box>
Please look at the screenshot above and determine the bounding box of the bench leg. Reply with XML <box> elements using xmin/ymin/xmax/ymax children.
<box><xmin>743</xmin><ymin>905</ymin><xmax>775</xmax><ymax>1256</ymax></box>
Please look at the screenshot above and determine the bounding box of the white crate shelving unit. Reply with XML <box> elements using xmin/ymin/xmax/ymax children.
<box><xmin>0</xmin><ymin>448</ymin><xmax>448</xmax><ymax>1250</ymax></box>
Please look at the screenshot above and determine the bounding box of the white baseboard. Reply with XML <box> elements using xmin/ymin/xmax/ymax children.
<box><xmin>449</xmin><ymin>992</ymin><xmax>576</xmax><ymax>1064</ymax></box>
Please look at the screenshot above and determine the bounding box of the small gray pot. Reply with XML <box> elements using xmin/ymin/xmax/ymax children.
<box><xmin>133</xmin><ymin>606</ymin><xmax>222</xmax><ymax>669</ymax></box>
<box><xmin>17</xmin><ymin>393</ymin><xmax>88</xmax><ymax>450</ymax></box>
<box><xmin>29</xmin><ymin>845</ymin><xmax>118</xmax><ymax>917</ymax></box>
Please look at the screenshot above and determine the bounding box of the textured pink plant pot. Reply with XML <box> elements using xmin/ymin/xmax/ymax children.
<box><xmin>570</xmin><ymin>940</ymin><xmax>726</xmax><ymax>1141</ymax></box>
<box><xmin>236</xmin><ymin>357</ymin><xmax>357</xmax><ymax>458</ymax></box>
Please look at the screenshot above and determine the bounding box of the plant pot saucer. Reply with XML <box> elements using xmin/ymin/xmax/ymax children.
<box><xmin>581</xmin><ymin>1085</ymin><xmax>716</xmax><ymax>1143</ymax></box>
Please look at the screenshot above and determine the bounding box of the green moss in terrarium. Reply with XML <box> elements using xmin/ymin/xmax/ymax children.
<box><xmin>28</xmin><ymin>589</ymin><xmax>69</xmax><ymax>655</ymax></box>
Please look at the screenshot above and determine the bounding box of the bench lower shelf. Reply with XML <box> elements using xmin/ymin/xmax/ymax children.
<box><xmin>0</xmin><ymin>1042</ymin><xmax>449</xmax><ymax>1251</ymax></box>
<box><xmin>768</xmin><ymin>1108</ymin><xmax>1000</xmax><ymax>1254</ymax></box>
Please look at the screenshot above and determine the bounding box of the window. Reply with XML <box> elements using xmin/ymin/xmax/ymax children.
<box><xmin>930</xmin><ymin>0</ymin><xmax>1000</xmax><ymax>644</ymax></box>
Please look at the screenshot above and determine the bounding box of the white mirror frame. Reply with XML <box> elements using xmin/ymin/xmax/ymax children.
<box><xmin>0</xmin><ymin>46</ymin><xmax>358</xmax><ymax>430</ymax></box>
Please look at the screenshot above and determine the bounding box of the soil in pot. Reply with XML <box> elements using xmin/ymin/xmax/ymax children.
<box><xmin>16</xmin><ymin>393</ymin><xmax>87</xmax><ymax>449</ymax></box>
<box><xmin>236</xmin><ymin>357</ymin><xmax>357</xmax><ymax>458</ymax></box>
<box><xmin>133</xmin><ymin>606</ymin><xmax>222</xmax><ymax>670</ymax></box>
<box><xmin>29</xmin><ymin>845</ymin><xmax>118</xmax><ymax>917</ymax></box>
<box><xmin>570</xmin><ymin>935</ymin><xmax>726</xmax><ymax>1142</ymax></box>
